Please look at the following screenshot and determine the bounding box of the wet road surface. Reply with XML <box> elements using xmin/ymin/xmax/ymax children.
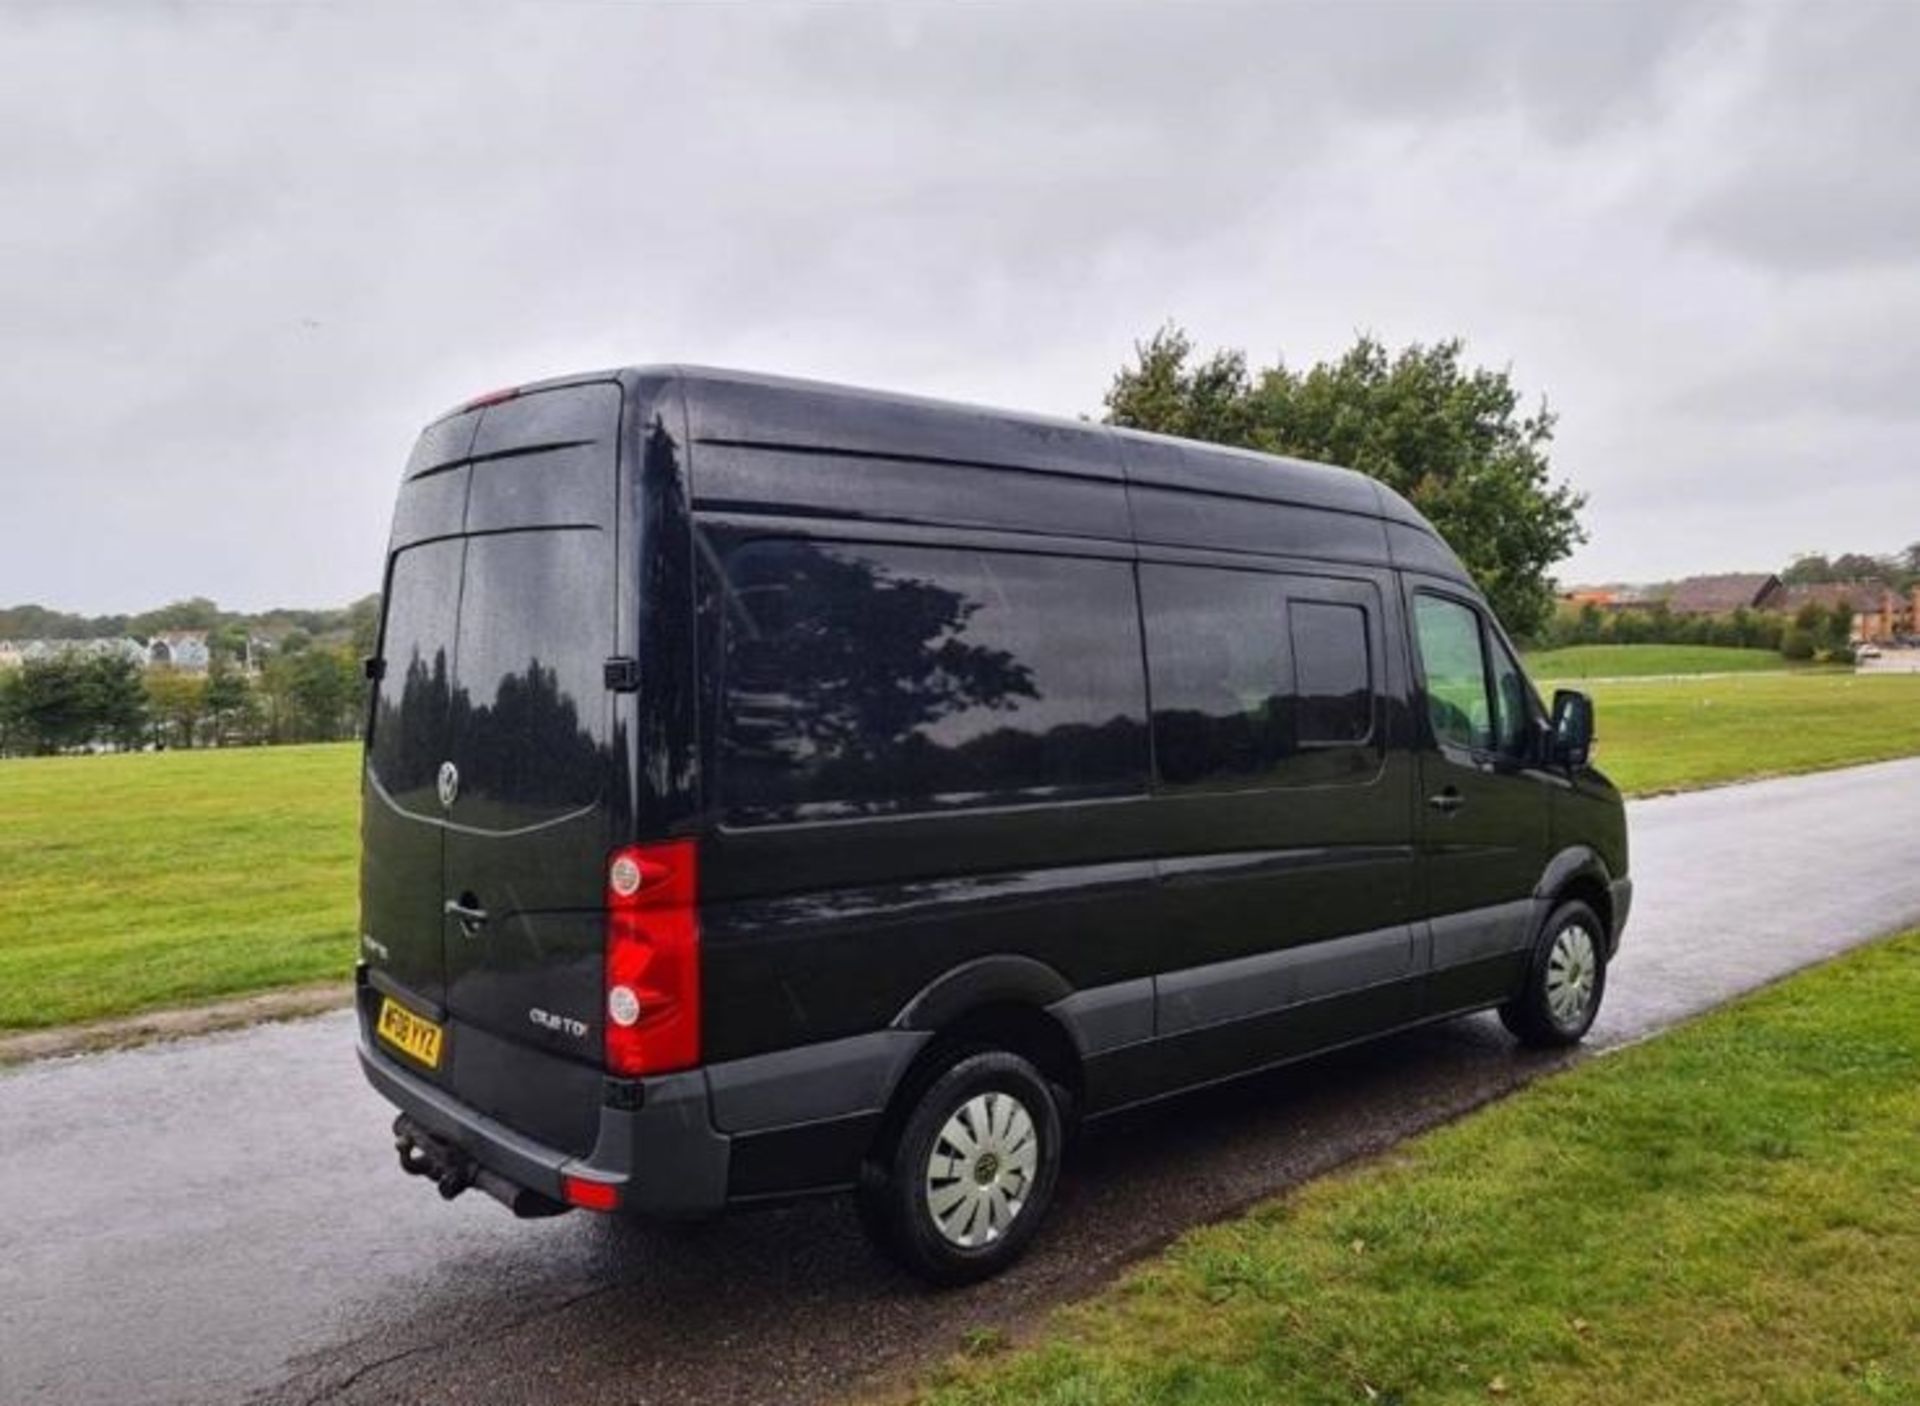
<box><xmin>7</xmin><ymin>758</ymin><xmax>1920</xmax><ymax>1406</ymax></box>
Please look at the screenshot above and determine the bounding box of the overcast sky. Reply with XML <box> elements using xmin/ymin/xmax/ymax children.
<box><xmin>3</xmin><ymin>1</ymin><xmax>1916</xmax><ymax>614</ymax></box>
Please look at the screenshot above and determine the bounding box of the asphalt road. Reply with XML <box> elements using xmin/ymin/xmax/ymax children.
<box><xmin>8</xmin><ymin>758</ymin><xmax>1920</xmax><ymax>1406</ymax></box>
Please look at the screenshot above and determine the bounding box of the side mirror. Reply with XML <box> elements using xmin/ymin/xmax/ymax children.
<box><xmin>1550</xmin><ymin>689</ymin><xmax>1594</xmax><ymax>769</ymax></box>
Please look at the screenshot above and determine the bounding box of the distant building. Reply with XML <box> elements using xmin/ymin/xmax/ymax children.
<box><xmin>148</xmin><ymin>630</ymin><xmax>211</xmax><ymax>673</ymax></box>
<box><xmin>0</xmin><ymin>634</ymin><xmax>214</xmax><ymax>672</ymax></box>
<box><xmin>1774</xmin><ymin>583</ymin><xmax>1919</xmax><ymax>643</ymax></box>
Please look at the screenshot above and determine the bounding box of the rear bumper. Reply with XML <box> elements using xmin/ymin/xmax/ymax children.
<box><xmin>356</xmin><ymin>1031</ymin><xmax>732</xmax><ymax>1219</ymax></box>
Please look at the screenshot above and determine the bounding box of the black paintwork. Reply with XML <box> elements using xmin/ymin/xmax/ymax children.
<box><xmin>358</xmin><ymin>365</ymin><xmax>1629</xmax><ymax>1215</ymax></box>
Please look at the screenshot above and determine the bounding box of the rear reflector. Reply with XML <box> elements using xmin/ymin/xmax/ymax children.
<box><xmin>561</xmin><ymin>1175</ymin><xmax>620</xmax><ymax>1213</ymax></box>
<box><xmin>604</xmin><ymin>840</ymin><xmax>700</xmax><ymax>1078</ymax></box>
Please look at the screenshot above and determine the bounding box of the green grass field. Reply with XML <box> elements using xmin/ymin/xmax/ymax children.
<box><xmin>1525</xmin><ymin>643</ymin><xmax>1805</xmax><ymax>679</ymax></box>
<box><xmin>912</xmin><ymin>931</ymin><xmax>1920</xmax><ymax>1406</ymax></box>
<box><xmin>0</xmin><ymin>744</ymin><xmax>358</xmax><ymax>1031</ymax></box>
<box><xmin>1585</xmin><ymin>671</ymin><xmax>1920</xmax><ymax>794</ymax></box>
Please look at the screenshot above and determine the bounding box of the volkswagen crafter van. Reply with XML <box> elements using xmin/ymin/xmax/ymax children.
<box><xmin>357</xmin><ymin>367</ymin><xmax>1628</xmax><ymax>1283</ymax></box>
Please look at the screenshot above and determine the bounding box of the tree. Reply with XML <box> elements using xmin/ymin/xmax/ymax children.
<box><xmin>1104</xmin><ymin>326</ymin><xmax>1586</xmax><ymax>636</ymax></box>
<box><xmin>145</xmin><ymin>670</ymin><xmax>208</xmax><ymax>749</ymax></box>
<box><xmin>203</xmin><ymin>665</ymin><xmax>251</xmax><ymax>746</ymax></box>
<box><xmin>79</xmin><ymin>654</ymin><xmax>149</xmax><ymax>751</ymax></box>
<box><xmin>265</xmin><ymin>645</ymin><xmax>360</xmax><ymax>742</ymax></box>
<box><xmin>0</xmin><ymin>668</ymin><xmax>25</xmax><ymax>756</ymax></box>
<box><xmin>11</xmin><ymin>656</ymin><xmax>94</xmax><ymax>753</ymax></box>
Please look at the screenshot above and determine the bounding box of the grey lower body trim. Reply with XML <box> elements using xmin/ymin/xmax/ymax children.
<box><xmin>1428</xmin><ymin>898</ymin><xmax>1538</xmax><ymax>972</ymax></box>
<box><xmin>1049</xmin><ymin>977</ymin><xmax>1154</xmax><ymax>1054</ymax></box>
<box><xmin>357</xmin><ymin>1035</ymin><xmax>731</xmax><ymax>1218</ymax></box>
<box><xmin>704</xmin><ymin>1028</ymin><xmax>930</xmax><ymax>1134</ymax></box>
<box><xmin>1156</xmin><ymin>925</ymin><xmax>1418</xmax><ymax>1035</ymax></box>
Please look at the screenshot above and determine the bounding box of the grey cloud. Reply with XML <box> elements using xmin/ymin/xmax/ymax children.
<box><xmin>1674</xmin><ymin>2</ymin><xmax>1920</xmax><ymax>272</ymax></box>
<box><xmin>0</xmin><ymin>1</ymin><xmax>1912</xmax><ymax>612</ymax></box>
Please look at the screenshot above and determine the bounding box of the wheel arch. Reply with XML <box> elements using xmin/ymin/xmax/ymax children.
<box><xmin>873</xmin><ymin>957</ymin><xmax>1088</xmax><ymax>1159</ymax></box>
<box><xmin>1535</xmin><ymin>846</ymin><xmax>1617</xmax><ymax>954</ymax></box>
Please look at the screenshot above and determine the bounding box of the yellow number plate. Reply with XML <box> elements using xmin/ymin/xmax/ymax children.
<box><xmin>376</xmin><ymin>996</ymin><xmax>444</xmax><ymax>1070</ymax></box>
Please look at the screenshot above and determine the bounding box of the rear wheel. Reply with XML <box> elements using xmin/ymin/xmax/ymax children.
<box><xmin>1500</xmin><ymin>898</ymin><xmax>1608</xmax><ymax>1047</ymax></box>
<box><xmin>857</xmin><ymin>1049</ymin><xmax>1062</xmax><ymax>1285</ymax></box>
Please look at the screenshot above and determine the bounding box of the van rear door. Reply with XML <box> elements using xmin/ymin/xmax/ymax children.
<box><xmin>438</xmin><ymin>385</ymin><xmax>623</xmax><ymax>1087</ymax></box>
<box><xmin>363</xmin><ymin>409</ymin><xmax>481</xmax><ymax>1011</ymax></box>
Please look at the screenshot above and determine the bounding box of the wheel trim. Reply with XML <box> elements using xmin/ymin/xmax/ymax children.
<box><xmin>925</xmin><ymin>1091</ymin><xmax>1039</xmax><ymax>1248</ymax></box>
<box><xmin>1543</xmin><ymin>922</ymin><xmax>1598</xmax><ymax>1027</ymax></box>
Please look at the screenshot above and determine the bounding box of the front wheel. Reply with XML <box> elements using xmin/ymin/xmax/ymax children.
<box><xmin>1500</xmin><ymin>899</ymin><xmax>1608</xmax><ymax>1047</ymax></box>
<box><xmin>857</xmin><ymin>1049</ymin><xmax>1063</xmax><ymax>1286</ymax></box>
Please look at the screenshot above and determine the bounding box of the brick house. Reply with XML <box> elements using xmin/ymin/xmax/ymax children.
<box><xmin>1774</xmin><ymin>583</ymin><xmax>1918</xmax><ymax>643</ymax></box>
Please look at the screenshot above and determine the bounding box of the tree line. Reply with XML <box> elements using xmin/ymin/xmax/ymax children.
<box><xmin>0</xmin><ymin>643</ymin><xmax>367</xmax><ymax>758</ymax></box>
<box><xmin>1539</xmin><ymin>598</ymin><xmax>1860</xmax><ymax>663</ymax></box>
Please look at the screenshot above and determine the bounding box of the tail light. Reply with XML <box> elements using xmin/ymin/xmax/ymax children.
<box><xmin>604</xmin><ymin>839</ymin><xmax>700</xmax><ymax>1077</ymax></box>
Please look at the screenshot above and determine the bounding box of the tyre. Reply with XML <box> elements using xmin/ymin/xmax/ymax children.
<box><xmin>1500</xmin><ymin>898</ymin><xmax>1608</xmax><ymax>1047</ymax></box>
<box><xmin>857</xmin><ymin>1049</ymin><xmax>1062</xmax><ymax>1286</ymax></box>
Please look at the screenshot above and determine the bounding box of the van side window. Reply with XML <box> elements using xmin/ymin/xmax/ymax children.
<box><xmin>720</xmin><ymin>540</ymin><xmax>1147</xmax><ymax>822</ymax></box>
<box><xmin>1140</xmin><ymin>567</ymin><xmax>1290</xmax><ymax>789</ymax></box>
<box><xmin>1413</xmin><ymin>594</ymin><xmax>1493</xmax><ymax>751</ymax></box>
<box><xmin>1289</xmin><ymin>600</ymin><xmax>1373</xmax><ymax>746</ymax></box>
<box><xmin>1141</xmin><ymin>566</ymin><xmax>1382</xmax><ymax>790</ymax></box>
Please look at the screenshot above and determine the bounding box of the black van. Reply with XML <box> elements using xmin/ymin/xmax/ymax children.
<box><xmin>356</xmin><ymin>366</ymin><xmax>1629</xmax><ymax>1283</ymax></box>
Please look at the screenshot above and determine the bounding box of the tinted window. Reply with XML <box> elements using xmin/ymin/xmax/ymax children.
<box><xmin>369</xmin><ymin>539</ymin><xmax>464</xmax><ymax>817</ymax></box>
<box><xmin>1142</xmin><ymin>567</ymin><xmax>1382</xmax><ymax>790</ymax></box>
<box><xmin>1488</xmin><ymin>634</ymin><xmax>1534</xmax><ymax>757</ymax></box>
<box><xmin>1140</xmin><ymin>567</ymin><xmax>1289</xmax><ymax>789</ymax></box>
<box><xmin>1290</xmin><ymin>600</ymin><xmax>1372</xmax><ymax>745</ymax></box>
<box><xmin>721</xmin><ymin>541</ymin><xmax>1146</xmax><ymax>822</ymax></box>
<box><xmin>1414</xmin><ymin>594</ymin><xmax>1493</xmax><ymax>751</ymax></box>
<box><xmin>447</xmin><ymin>529</ymin><xmax>611</xmax><ymax>823</ymax></box>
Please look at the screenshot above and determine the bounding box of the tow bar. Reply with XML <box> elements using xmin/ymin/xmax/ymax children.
<box><xmin>392</xmin><ymin>1115</ymin><xmax>569</xmax><ymax>1218</ymax></box>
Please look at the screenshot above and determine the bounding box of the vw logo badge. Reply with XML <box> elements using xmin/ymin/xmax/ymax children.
<box><xmin>436</xmin><ymin>761</ymin><xmax>460</xmax><ymax>808</ymax></box>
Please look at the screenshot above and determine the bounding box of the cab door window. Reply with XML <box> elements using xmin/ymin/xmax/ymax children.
<box><xmin>1413</xmin><ymin>594</ymin><xmax>1494</xmax><ymax>752</ymax></box>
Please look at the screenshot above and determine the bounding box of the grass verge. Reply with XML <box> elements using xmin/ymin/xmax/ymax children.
<box><xmin>0</xmin><ymin>744</ymin><xmax>358</xmax><ymax>1030</ymax></box>
<box><xmin>911</xmin><ymin>931</ymin><xmax>1920</xmax><ymax>1406</ymax></box>
<box><xmin>1586</xmin><ymin>671</ymin><xmax>1920</xmax><ymax>795</ymax></box>
<box><xmin>1525</xmin><ymin>643</ymin><xmax>1810</xmax><ymax>680</ymax></box>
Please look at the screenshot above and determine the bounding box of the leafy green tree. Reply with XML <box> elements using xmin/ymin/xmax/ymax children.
<box><xmin>346</xmin><ymin>594</ymin><xmax>382</xmax><ymax>659</ymax></box>
<box><xmin>264</xmin><ymin>646</ymin><xmax>360</xmax><ymax>742</ymax></box>
<box><xmin>145</xmin><ymin>670</ymin><xmax>208</xmax><ymax>749</ymax></box>
<box><xmin>1104</xmin><ymin>327</ymin><xmax>1585</xmax><ymax>636</ymax></box>
<box><xmin>128</xmin><ymin>597</ymin><xmax>221</xmax><ymax>637</ymax></box>
<box><xmin>0</xmin><ymin>669</ymin><xmax>25</xmax><ymax>756</ymax></box>
<box><xmin>80</xmin><ymin>655</ymin><xmax>149</xmax><ymax>751</ymax></box>
<box><xmin>1782</xmin><ymin>554</ymin><xmax>1835</xmax><ymax>585</ymax></box>
<box><xmin>11</xmin><ymin>656</ymin><xmax>93</xmax><ymax>753</ymax></box>
<box><xmin>203</xmin><ymin>665</ymin><xmax>251</xmax><ymax>746</ymax></box>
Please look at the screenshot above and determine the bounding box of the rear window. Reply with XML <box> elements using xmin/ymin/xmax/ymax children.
<box><xmin>368</xmin><ymin>539</ymin><xmax>464</xmax><ymax>816</ymax></box>
<box><xmin>719</xmin><ymin>540</ymin><xmax>1147</xmax><ymax>822</ymax></box>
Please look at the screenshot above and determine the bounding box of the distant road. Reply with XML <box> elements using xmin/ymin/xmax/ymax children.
<box><xmin>6</xmin><ymin>758</ymin><xmax>1920</xmax><ymax>1406</ymax></box>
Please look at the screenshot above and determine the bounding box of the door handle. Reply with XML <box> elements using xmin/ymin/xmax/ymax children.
<box><xmin>1427</xmin><ymin>787</ymin><xmax>1466</xmax><ymax>815</ymax></box>
<box><xmin>444</xmin><ymin>898</ymin><xmax>489</xmax><ymax>929</ymax></box>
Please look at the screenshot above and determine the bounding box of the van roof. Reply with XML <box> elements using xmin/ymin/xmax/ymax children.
<box><xmin>443</xmin><ymin>363</ymin><xmax>1463</xmax><ymax>581</ymax></box>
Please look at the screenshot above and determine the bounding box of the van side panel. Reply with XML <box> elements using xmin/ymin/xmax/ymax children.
<box><xmin>692</xmin><ymin>516</ymin><xmax>1159</xmax><ymax>1067</ymax></box>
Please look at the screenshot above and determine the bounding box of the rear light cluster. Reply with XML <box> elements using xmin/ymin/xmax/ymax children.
<box><xmin>603</xmin><ymin>839</ymin><xmax>701</xmax><ymax>1078</ymax></box>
